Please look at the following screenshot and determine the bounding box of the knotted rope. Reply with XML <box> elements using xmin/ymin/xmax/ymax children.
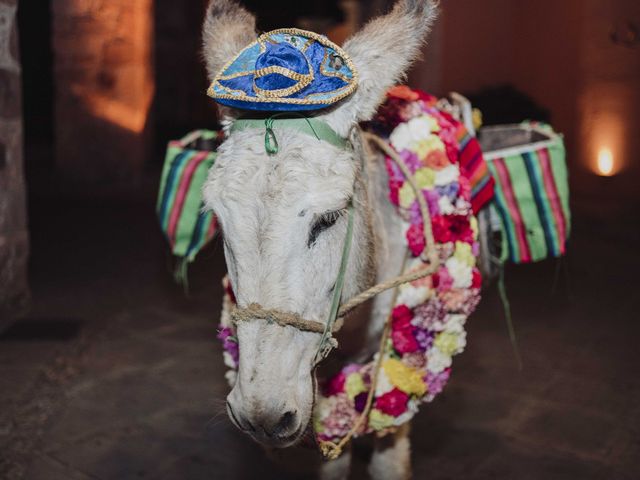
<box><xmin>229</xmin><ymin>127</ymin><xmax>440</xmax><ymax>458</ymax></box>
<box><xmin>317</xmin><ymin>132</ymin><xmax>439</xmax><ymax>459</ymax></box>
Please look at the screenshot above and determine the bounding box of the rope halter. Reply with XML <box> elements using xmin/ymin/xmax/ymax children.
<box><xmin>227</xmin><ymin>115</ymin><xmax>440</xmax><ymax>369</ymax></box>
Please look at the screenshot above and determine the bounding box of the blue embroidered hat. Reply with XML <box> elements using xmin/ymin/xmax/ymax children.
<box><xmin>208</xmin><ymin>28</ymin><xmax>358</xmax><ymax>112</ymax></box>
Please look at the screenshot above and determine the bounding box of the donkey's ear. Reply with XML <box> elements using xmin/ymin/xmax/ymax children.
<box><xmin>202</xmin><ymin>0</ymin><xmax>257</xmax><ymax>120</ymax></box>
<box><xmin>322</xmin><ymin>0</ymin><xmax>438</xmax><ymax>136</ymax></box>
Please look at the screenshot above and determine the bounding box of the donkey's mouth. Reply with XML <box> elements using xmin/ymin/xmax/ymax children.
<box><xmin>266</xmin><ymin>427</ymin><xmax>305</xmax><ymax>449</ymax></box>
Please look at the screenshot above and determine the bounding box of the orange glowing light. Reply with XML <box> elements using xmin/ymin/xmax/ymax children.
<box><xmin>596</xmin><ymin>147</ymin><xmax>614</xmax><ymax>176</ymax></box>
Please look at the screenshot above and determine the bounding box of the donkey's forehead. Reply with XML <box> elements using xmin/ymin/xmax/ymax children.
<box><xmin>206</xmin><ymin>129</ymin><xmax>356</xmax><ymax>211</ymax></box>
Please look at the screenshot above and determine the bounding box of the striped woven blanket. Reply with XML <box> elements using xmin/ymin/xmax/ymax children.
<box><xmin>157</xmin><ymin>130</ymin><xmax>222</xmax><ymax>268</ymax></box>
<box><xmin>482</xmin><ymin>122</ymin><xmax>570</xmax><ymax>263</ymax></box>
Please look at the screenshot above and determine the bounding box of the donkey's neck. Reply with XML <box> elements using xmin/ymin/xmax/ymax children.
<box><xmin>335</xmin><ymin>133</ymin><xmax>406</xmax><ymax>362</ymax></box>
<box><xmin>362</xmin><ymin>142</ymin><xmax>407</xmax><ymax>360</ymax></box>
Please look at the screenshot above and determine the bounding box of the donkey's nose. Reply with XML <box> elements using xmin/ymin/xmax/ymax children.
<box><xmin>260</xmin><ymin>410</ymin><xmax>297</xmax><ymax>438</ymax></box>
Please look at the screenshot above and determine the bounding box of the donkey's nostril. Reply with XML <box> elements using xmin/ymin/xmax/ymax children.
<box><xmin>266</xmin><ymin>410</ymin><xmax>297</xmax><ymax>437</ymax></box>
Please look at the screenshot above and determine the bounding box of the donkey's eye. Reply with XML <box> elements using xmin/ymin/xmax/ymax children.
<box><xmin>308</xmin><ymin>209</ymin><xmax>346</xmax><ymax>248</ymax></box>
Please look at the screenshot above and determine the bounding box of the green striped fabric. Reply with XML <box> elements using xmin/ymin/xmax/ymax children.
<box><xmin>157</xmin><ymin>130</ymin><xmax>222</xmax><ymax>269</ymax></box>
<box><xmin>483</xmin><ymin>122</ymin><xmax>570</xmax><ymax>264</ymax></box>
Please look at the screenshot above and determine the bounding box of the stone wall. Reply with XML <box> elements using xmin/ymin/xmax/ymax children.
<box><xmin>51</xmin><ymin>0</ymin><xmax>154</xmax><ymax>185</ymax></box>
<box><xmin>0</xmin><ymin>0</ymin><xmax>29</xmax><ymax>319</ymax></box>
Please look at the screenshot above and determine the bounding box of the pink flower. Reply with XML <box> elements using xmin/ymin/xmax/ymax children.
<box><xmin>441</xmin><ymin>289</ymin><xmax>468</xmax><ymax>312</ymax></box>
<box><xmin>414</xmin><ymin>298</ymin><xmax>447</xmax><ymax>330</ymax></box>
<box><xmin>402</xmin><ymin>352</ymin><xmax>427</xmax><ymax>370</ymax></box>
<box><xmin>406</xmin><ymin>223</ymin><xmax>425</xmax><ymax>257</ymax></box>
<box><xmin>400</xmin><ymin>149</ymin><xmax>422</xmax><ymax>174</ymax></box>
<box><xmin>217</xmin><ymin>327</ymin><xmax>239</xmax><ymax>365</ymax></box>
<box><xmin>436</xmin><ymin>266</ymin><xmax>454</xmax><ymax>292</ymax></box>
<box><xmin>440</xmin><ymin>288</ymin><xmax>481</xmax><ymax>315</ymax></box>
<box><xmin>317</xmin><ymin>394</ymin><xmax>359</xmax><ymax>441</ymax></box>
<box><xmin>375</xmin><ymin>388</ymin><xmax>410</xmax><ymax>417</ymax></box>
<box><xmin>459</xmin><ymin>175</ymin><xmax>471</xmax><ymax>201</ymax></box>
<box><xmin>425</xmin><ymin>369</ymin><xmax>451</xmax><ymax>397</ymax></box>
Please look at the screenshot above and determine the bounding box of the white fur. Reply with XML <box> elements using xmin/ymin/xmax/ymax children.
<box><xmin>202</xmin><ymin>0</ymin><xmax>438</xmax><ymax>474</ymax></box>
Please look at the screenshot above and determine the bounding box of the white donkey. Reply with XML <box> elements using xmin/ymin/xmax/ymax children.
<box><xmin>203</xmin><ymin>1</ymin><xmax>438</xmax><ymax>478</ymax></box>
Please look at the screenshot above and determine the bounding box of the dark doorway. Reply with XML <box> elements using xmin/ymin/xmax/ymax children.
<box><xmin>17</xmin><ymin>0</ymin><xmax>55</xmax><ymax>182</ymax></box>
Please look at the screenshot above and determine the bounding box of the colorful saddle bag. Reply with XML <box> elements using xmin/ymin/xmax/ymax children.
<box><xmin>156</xmin><ymin>130</ymin><xmax>222</xmax><ymax>282</ymax></box>
<box><xmin>480</xmin><ymin>122</ymin><xmax>571</xmax><ymax>264</ymax></box>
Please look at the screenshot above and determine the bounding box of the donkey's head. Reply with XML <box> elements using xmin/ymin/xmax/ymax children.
<box><xmin>203</xmin><ymin>0</ymin><xmax>437</xmax><ymax>447</ymax></box>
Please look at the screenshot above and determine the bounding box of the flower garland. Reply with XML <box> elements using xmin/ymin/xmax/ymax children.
<box><xmin>217</xmin><ymin>86</ymin><xmax>482</xmax><ymax>446</ymax></box>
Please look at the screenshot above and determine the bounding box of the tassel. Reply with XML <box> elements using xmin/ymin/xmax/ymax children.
<box><xmin>173</xmin><ymin>257</ymin><xmax>191</xmax><ymax>296</ymax></box>
<box><xmin>497</xmin><ymin>265</ymin><xmax>522</xmax><ymax>370</ymax></box>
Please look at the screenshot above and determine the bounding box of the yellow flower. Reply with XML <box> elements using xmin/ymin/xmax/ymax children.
<box><xmin>472</xmin><ymin>108</ymin><xmax>483</xmax><ymax>131</ymax></box>
<box><xmin>382</xmin><ymin>358</ymin><xmax>427</xmax><ymax>396</ymax></box>
<box><xmin>345</xmin><ymin>373</ymin><xmax>366</xmax><ymax>400</ymax></box>
<box><xmin>454</xmin><ymin>241</ymin><xmax>475</xmax><ymax>267</ymax></box>
<box><xmin>368</xmin><ymin>409</ymin><xmax>394</xmax><ymax>430</ymax></box>
<box><xmin>434</xmin><ymin>332</ymin><xmax>459</xmax><ymax>356</ymax></box>
<box><xmin>414</xmin><ymin>168</ymin><xmax>436</xmax><ymax>189</ymax></box>
<box><xmin>470</xmin><ymin>216</ymin><xmax>479</xmax><ymax>240</ymax></box>
<box><xmin>399</xmin><ymin>182</ymin><xmax>416</xmax><ymax>208</ymax></box>
<box><xmin>313</xmin><ymin>415</ymin><xmax>325</xmax><ymax>433</ymax></box>
<box><xmin>415</xmin><ymin>134</ymin><xmax>445</xmax><ymax>159</ymax></box>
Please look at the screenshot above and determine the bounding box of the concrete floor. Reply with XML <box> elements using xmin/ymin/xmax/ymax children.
<box><xmin>1</xmin><ymin>191</ymin><xmax>639</xmax><ymax>480</ymax></box>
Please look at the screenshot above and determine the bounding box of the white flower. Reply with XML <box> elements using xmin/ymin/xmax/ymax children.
<box><xmin>434</xmin><ymin>164</ymin><xmax>460</xmax><ymax>186</ymax></box>
<box><xmin>456</xmin><ymin>330</ymin><xmax>467</xmax><ymax>353</ymax></box>
<box><xmin>315</xmin><ymin>395</ymin><xmax>337</xmax><ymax>420</ymax></box>
<box><xmin>455</xmin><ymin>197</ymin><xmax>471</xmax><ymax>215</ymax></box>
<box><xmin>222</xmin><ymin>351</ymin><xmax>236</xmax><ymax>369</ymax></box>
<box><xmin>444</xmin><ymin>314</ymin><xmax>467</xmax><ymax>334</ymax></box>
<box><xmin>374</xmin><ymin>366</ymin><xmax>395</xmax><ymax>396</ymax></box>
<box><xmin>427</xmin><ymin>347</ymin><xmax>452</xmax><ymax>374</ymax></box>
<box><xmin>225</xmin><ymin>370</ymin><xmax>237</xmax><ymax>387</ymax></box>
<box><xmin>397</xmin><ymin>285</ymin><xmax>430</xmax><ymax>308</ymax></box>
<box><xmin>445</xmin><ymin>257</ymin><xmax>473</xmax><ymax>289</ymax></box>
<box><xmin>438</xmin><ymin>195</ymin><xmax>455</xmax><ymax>215</ymax></box>
<box><xmin>390</xmin><ymin>115</ymin><xmax>435</xmax><ymax>151</ymax></box>
<box><xmin>407</xmin><ymin>398</ymin><xmax>421</xmax><ymax>413</ymax></box>
<box><xmin>393</xmin><ymin>409</ymin><xmax>417</xmax><ymax>426</ymax></box>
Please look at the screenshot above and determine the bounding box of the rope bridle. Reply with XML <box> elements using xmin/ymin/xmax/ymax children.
<box><xmin>228</xmin><ymin>117</ymin><xmax>440</xmax><ymax>458</ymax></box>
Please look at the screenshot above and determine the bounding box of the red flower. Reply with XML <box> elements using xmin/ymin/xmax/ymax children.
<box><xmin>324</xmin><ymin>372</ymin><xmax>346</xmax><ymax>396</ymax></box>
<box><xmin>388</xmin><ymin>178</ymin><xmax>402</xmax><ymax>206</ymax></box>
<box><xmin>472</xmin><ymin>269</ymin><xmax>482</xmax><ymax>289</ymax></box>
<box><xmin>392</xmin><ymin>306</ymin><xmax>419</xmax><ymax>353</ymax></box>
<box><xmin>392</xmin><ymin>327</ymin><xmax>420</xmax><ymax>354</ymax></box>
<box><xmin>375</xmin><ymin>388</ymin><xmax>410</xmax><ymax>417</ymax></box>
<box><xmin>431</xmin><ymin>215</ymin><xmax>474</xmax><ymax>244</ymax></box>
<box><xmin>406</xmin><ymin>223</ymin><xmax>425</xmax><ymax>257</ymax></box>
<box><xmin>392</xmin><ymin>305</ymin><xmax>414</xmax><ymax>325</ymax></box>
